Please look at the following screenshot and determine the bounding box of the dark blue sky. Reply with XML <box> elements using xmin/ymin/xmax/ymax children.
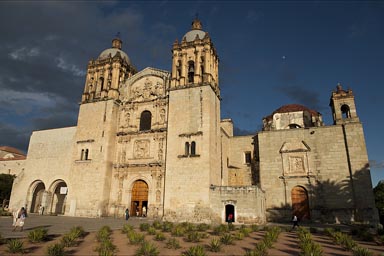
<box><xmin>0</xmin><ymin>1</ymin><xmax>383</xmax><ymax>185</ymax></box>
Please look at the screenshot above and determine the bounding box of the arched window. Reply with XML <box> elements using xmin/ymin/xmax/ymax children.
<box><xmin>99</xmin><ymin>77</ymin><xmax>104</xmax><ymax>91</ymax></box>
<box><xmin>341</xmin><ymin>104</ymin><xmax>351</xmax><ymax>119</ymax></box>
<box><xmin>85</xmin><ymin>149</ymin><xmax>89</xmax><ymax>160</ymax></box>
<box><xmin>81</xmin><ymin>149</ymin><xmax>84</xmax><ymax>160</ymax></box>
<box><xmin>185</xmin><ymin>142</ymin><xmax>190</xmax><ymax>156</ymax></box>
<box><xmin>191</xmin><ymin>141</ymin><xmax>196</xmax><ymax>155</ymax></box>
<box><xmin>140</xmin><ymin>111</ymin><xmax>152</xmax><ymax>131</ymax></box>
<box><xmin>188</xmin><ymin>61</ymin><xmax>195</xmax><ymax>83</ymax></box>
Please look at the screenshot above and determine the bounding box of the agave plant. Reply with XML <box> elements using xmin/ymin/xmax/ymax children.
<box><xmin>207</xmin><ymin>238</ymin><xmax>221</xmax><ymax>252</ymax></box>
<box><xmin>182</xmin><ymin>245</ymin><xmax>206</xmax><ymax>256</ymax></box>
<box><xmin>28</xmin><ymin>227</ymin><xmax>48</xmax><ymax>243</ymax></box>
<box><xmin>135</xmin><ymin>241</ymin><xmax>159</xmax><ymax>256</ymax></box>
<box><xmin>220</xmin><ymin>233</ymin><xmax>234</xmax><ymax>245</ymax></box>
<box><xmin>165</xmin><ymin>237</ymin><xmax>181</xmax><ymax>249</ymax></box>
<box><xmin>47</xmin><ymin>242</ymin><xmax>65</xmax><ymax>256</ymax></box>
<box><xmin>7</xmin><ymin>239</ymin><xmax>25</xmax><ymax>254</ymax></box>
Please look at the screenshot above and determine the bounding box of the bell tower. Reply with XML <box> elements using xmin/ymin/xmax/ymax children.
<box><xmin>170</xmin><ymin>18</ymin><xmax>219</xmax><ymax>96</ymax></box>
<box><xmin>81</xmin><ymin>36</ymin><xmax>136</xmax><ymax>103</ymax></box>
<box><xmin>164</xmin><ymin>18</ymin><xmax>222</xmax><ymax>222</ymax></box>
<box><xmin>330</xmin><ymin>83</ymin><xmax>360</xmax><ymax>125</ymax></box>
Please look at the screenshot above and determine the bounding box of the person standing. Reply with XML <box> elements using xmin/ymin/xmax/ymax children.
<box><xmin>227</xmin><ymin>213</ymin><xmax>233</xmax><ymax>228</ymax></box>
<box><xmin>125</xmin><ymin>208</ymin><xmax>130</xmax><ymax>220</ymax></box>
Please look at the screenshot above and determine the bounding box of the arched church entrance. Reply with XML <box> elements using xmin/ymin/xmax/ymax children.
<box><xmin>30</xmin><ymin>181</ymin><xmax>45</xmax><ymax>213</ymax></box>
<box><xmin>50</xmin><ymin>180</ymin><xmax>68</xmax><ymax>215</ymax></box>
<box><xmin>291</xmin><ymin>186</ymin><xmax>310</xmax><ymax>220</ymax></box>
<box><xmin>131</xmin><ymin>180</ymin><xmax>148</xmax><ymax>217</ymax></box>
<box><xmin>225</xmin><ymin>204</ymin><xmax>235</xmax><ymax>223</ymax></box>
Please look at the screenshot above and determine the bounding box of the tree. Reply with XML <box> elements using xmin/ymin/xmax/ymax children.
<box><xmin>373</xmin><ymin>180</ymin><xmax>384</xmax><ymax>225</ymax></box>
<box><xmin>0</xmin><ymin>174</ymin><xmax>15</xmax><ymax>207</ymax></box>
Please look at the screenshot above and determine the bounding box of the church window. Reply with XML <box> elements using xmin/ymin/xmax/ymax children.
<box><xmin>140</xmin><ymin>111</ymin><xmax>152</xmax><ymax>131</ymax></box>
<box><xmin>191</xmin><ymin>141</ymin><xmax>196</xmax><ymax>155</ymax></box>
<box><xmin>85</xmin><ymin>149</ymin><xmax>89</xmax><ymax>160</ymax></box>
<box><xmin>185</xmin><ymin>142</ymin><xmax>190</xmax><ymax>155</ymax></box>
<box><xmin>341</xmin><ymin>104</ymin><xmax>351</xmax><ymax>118</ymax></box>
<box><xmin>81</xmin><ymin>149</ymin><xmax>84</xmax><ymax>160</ymax></box>
<box><xmin>177</xmin><ymin>60</ymin><xmax>182</xmax><ymax>78</ymax></box>
<box><xmin>188</xmin><ymin>61</ymin><xmax>195</xmax><ymax>83</ymax></box>
<box><xmin>244</xmin><ymin>151</ymin><xmax>251</xmax><ymax>164</ymax></box>
<box><xmin>99</xmin><ymin>77</ymin><xmax>104</xmax><ymax>91</ymax></box>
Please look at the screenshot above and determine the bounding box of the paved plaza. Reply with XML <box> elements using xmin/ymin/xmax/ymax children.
<box><xmin>0</xmin><ymin>213</ymin><xmax>151</xmax><ymax>239</ymax></box>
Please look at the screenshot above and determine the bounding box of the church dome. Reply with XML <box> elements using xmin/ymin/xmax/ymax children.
<box><xmin>98</xmin><ymin>37</ymin><xmax>131</xmax><ymax>64</ymax></box>
<box><xmin>182</xmin><ymin>18</ymin><xmax>206</xmax><ymax>42</ymax></box>
<box><xmin>264</xmin><ymin>104</ymin><xmax>320</xmax><ymax>121</ymax></box>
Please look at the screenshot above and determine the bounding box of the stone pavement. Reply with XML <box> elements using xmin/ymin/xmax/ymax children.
<box><xmin>0</xmin><ymin>213</ymin><xmax>151</xmax><ymax>239</ymax></box>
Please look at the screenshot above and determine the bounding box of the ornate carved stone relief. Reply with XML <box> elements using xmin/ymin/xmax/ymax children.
<box><xmin>280</xmin><ymin>141</ymin><xmax>310</xmax><ymax>177</ymax></box>
<box><xmin>134</xmin><ymin>140</ymin><xmax>150</xmax><ymax>158</ymax></box>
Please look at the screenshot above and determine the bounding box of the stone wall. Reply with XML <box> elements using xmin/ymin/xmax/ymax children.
<box><xmin>9</xmin><ymin>127</ymin><xmax>76</xmax><ymax>213</ymax></box>
<box><xmin>210</xmin><ymin>185</ymin><xmax>266</xmax><ymax>224</ymax></box>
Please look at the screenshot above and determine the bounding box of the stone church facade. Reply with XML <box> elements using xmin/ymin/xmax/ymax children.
<box><xmin>8</xmin><ymin>19</ymin><xmax>378</xmax><ymax>224</ymax></box>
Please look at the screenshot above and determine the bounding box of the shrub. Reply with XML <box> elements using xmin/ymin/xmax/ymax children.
<box><xmin>182</xmin><ymin>245</ymin><xmax>206</xmax><ymax>256</ymax></box>
<box><xmin>47</xmin><ymin>242</ymin><xmax>65</xmax><ymax>256</ymax></box>
<box><xmin>252</xmin><ymin>241</ymin><xmax>268</xmax><ymax>256</ymax></box>
<box><xmin>28</xmin><ymin>228</ymin><xmax>48</xmax><ymax>243</ymax></box>
<box><xmin>162</xmin><ymin>221</ymin><xmax>174</xmax><ymax>232</ymax></box>
<box><xmin>61</xmin><ymin>233</ymin><xmax>78</xmax><ymax>247</ymax></box>
<box><xmin>185</xmin><ymin>231</ymin><xmax>201</xmax><ymax>243</ymax></box>
<box><xmin>122</xmin><ymin>223</ymin><xmax>134</xmax><ymax>234</ymax></box>
<box><xmin>147</xmin><ymin>226</ymin><xmax>157</xmax><ymax>235</ymax></box>
<box><xmin>240</xmin><ymin>226</ymin><xmax>252</xmax><ymax>237</ymax></box>
<box><xmin>7</xmin><ymin>239</ymin><xmax>25</xmax><ymax>254</ymax></box>
<box><xmin>182</xmin><ymin>222</ymin><xmax>196</xmax><ymax>232</ymax></box>
<box><xmin>69</xmin><ymin>226</ymin><xmax>86</xmax><ymax>238</ymax></box>
<box><xmin>152</xmin><ymin>220</ymin><xmax>162</xmax><ymax>230</ymax></box>
<box><xmin>96</xmin><ymin>226</ymin><xmax>112</xmax><ymax>242</ymax></box>
<box><xmin>94</xmin><ymin>239</ymin><xmax>117</xmax><ymax>256</ymax></box>
<box><xmin>140</xmin><ymin>223</ymin><xmax>150</xmax><ymax>232</ymax></box>
<box><xmin>136</xmin><ymin>241</ymin><xmax>159</xmax><ymax>256</ymax></box>
<box><xmin>207</xmin><ymin>238</ymin><xmax>221</xmax><ymax>252</ymax></box>
<box><xmin>324</xmin><ymin>227</ymin><xmax>334</xmax><ymax>236</ymax></box>
<box><xmin>196</xmin><ymin>223</ymin><xmax>210</xmax><ymax>232</ymax></box>
<box><xmin>165</xmin><ymin>237</ymin><xmax>181</xmax><ymax>249</ymax></box>
<box><xmin>128</xmin><ymin>231</ymin><xmax>145</xmax><ymax>244</ymax></box>
<box><xmin>171</xmin><ymin>225</ymin><xmax>186</xmax><ymax>237</ymax></box>
<box><xmin>352</xmin><ymin>246</ymin><xmax>373</xmax><ymax>256</ymax></box>
<box><xmin>154</xmin><ymin>232</ymin><xmax>166</xmax><ymax>241</ymax></box>
<box><xmin>213</xmin><ymin>224</ymin><xmax>228</xmax><ymax>235</ymax></box>
<box><xmin>234</xmin><ymin>232</ymin><xmax>244</xmax><ymax>240</ymax></box>
<box><xmin>220</xmin><ymin>233</ymin><xmax>234</xmax><ymax>245</ymax></box>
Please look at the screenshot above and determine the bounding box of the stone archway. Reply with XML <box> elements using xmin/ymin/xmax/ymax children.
<box><xmin>49</xmin><ymin>180</ymin><xmax>68</xmax><ymax>215</ymax></box>
<box><xmin>30</xmin><ymin>181</ymin><xmax>45</xmax><ymax>213</ymax></box>
<box><xmin>130</xmin><ymin>180</ymin><xmax>148</xmax><ymax>217</ymax></box>
<box><xmin>291</xmin><ymin>186</ymin><xmax>310</xmax><ymax>220</ymax></box>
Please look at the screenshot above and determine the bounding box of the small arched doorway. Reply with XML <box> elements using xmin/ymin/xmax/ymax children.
<box><xmin>30</xmin><ymin>182</ymin><xmax>45</xmax><ymax>213</ymax></box>
<box><xmin>131</xmin><ymin>180</ymin><xmax>148</xmax><ymax>217</ymax></box>
<box><xmin>51</xmin><ymin>181</ymin><xmax>68</xmax><ymax>215</ymax></box>
<box><xmin>291</xmin><ymin>186</ymin><xmax>310</xmax><ymax>220</ymax></box>
<box><xmin>225</xmin><ymin>204</ymin><xmax>235</xmax><ymax>223</ymax></box>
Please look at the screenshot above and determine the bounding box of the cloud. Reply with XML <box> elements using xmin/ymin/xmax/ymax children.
<box><xmin>0</xmin><ymin>123</ymin><xmax>30</xmax><ymax>153</ymax></box>
<box><xmin>9</xmin><ymin>47</ymin><xmax>40</xmax><ymax>61</ymax></box>
<box><xmin>277</xmin><ymin>85</ymin><xmax>323</xmax><ymax>111</ymax></box>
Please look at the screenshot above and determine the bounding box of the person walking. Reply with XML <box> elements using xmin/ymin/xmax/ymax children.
<box><xmin>125</xmin><ymin>208</ymin><xmax>130</xmax><ymax>220</ymax></box>
<box><xmin>12</xmin><ymin>207</ymin><xmax>27</xmax><ymax>232</ymax></box>
<box><xmin>291</xmin><ymin>215</ymin><xmax>299</xmax><ymax>231</ymax></box>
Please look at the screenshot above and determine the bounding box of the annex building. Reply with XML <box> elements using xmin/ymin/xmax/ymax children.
<box><xmin>6</xmin><ymin>19</ymin><xmax>378</xmax><ymax>224</ymax></box>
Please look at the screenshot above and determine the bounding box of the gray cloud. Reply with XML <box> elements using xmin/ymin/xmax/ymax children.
<box><xmin>0</xmin><ymin>2</ymin><xmax>147</xmax><ymax>151</ymax></box>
